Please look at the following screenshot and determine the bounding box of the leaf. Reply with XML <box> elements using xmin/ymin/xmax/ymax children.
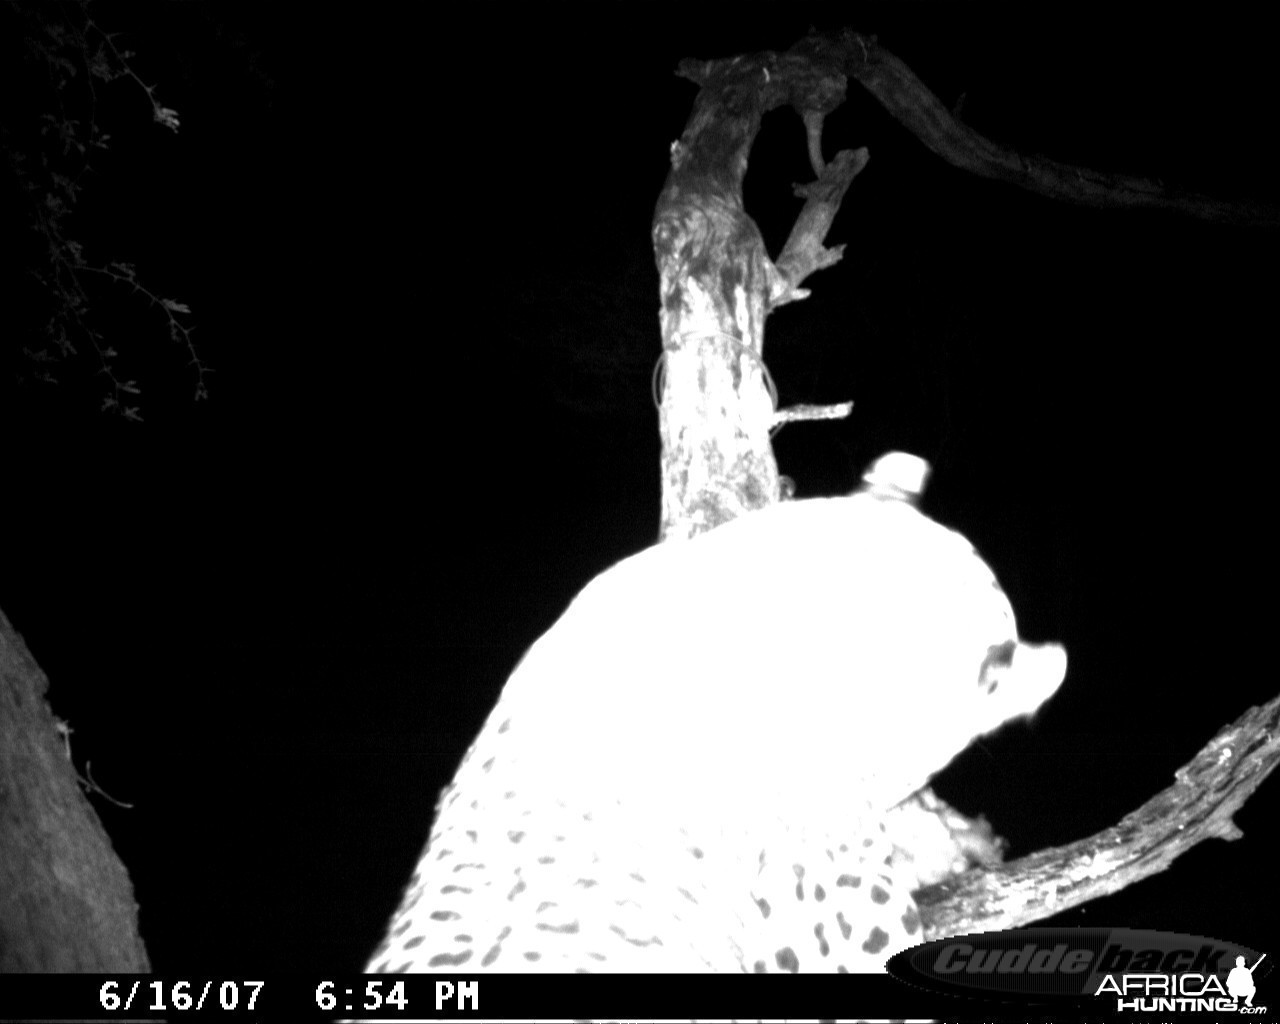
<box><xmin>154</xmin><ymin>106</ymin><xmax>181</xmax><ymax>132</ymax></box>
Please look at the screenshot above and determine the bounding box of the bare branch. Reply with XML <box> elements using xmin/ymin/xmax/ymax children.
<box><xmin>683</xmin><ymin>32</ymin><xmax>1280</xmax><ymax>227</ymax></box>
<box><xmin>916</xmin><ymin>693</ymin><xmax>1280</xmax><ymax>939</ymax></box>
<box><xmin>771</xmin><ymin>401</ymin><xmax>854</xmax><ymax>428</ymax></box>
<box><xmin>837</xmin><ymin>31</ymin><xmax>1280</xmax><ymax>227</ymax></box>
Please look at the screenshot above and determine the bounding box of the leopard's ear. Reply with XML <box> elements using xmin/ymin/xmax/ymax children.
<box><xmin>857</xmin><ymin>451</ymin><xmax>931</xmax><ymax>505</ymax></box>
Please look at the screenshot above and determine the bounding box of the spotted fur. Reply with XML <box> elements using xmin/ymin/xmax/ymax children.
<box><xmin>366</xmin><ymin>453</ymin><xmax>1066</xmax><ymax>996</ymax></box>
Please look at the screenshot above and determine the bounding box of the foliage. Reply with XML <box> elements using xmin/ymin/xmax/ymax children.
<box><xmin>2</xmin><ymin>0</ymin><xmax>206</xmax><ymax>420</ymax></box>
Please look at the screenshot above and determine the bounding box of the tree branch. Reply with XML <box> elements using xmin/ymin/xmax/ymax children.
<box><xmin>916</xmin><ymin>692</ymin><xmax>1280</xmax><ymax>938</ymax></box>
<box><xmin>833</xmin><ymin>30</ymin><xmax>1280</xmax><ymax>227</ymax></box>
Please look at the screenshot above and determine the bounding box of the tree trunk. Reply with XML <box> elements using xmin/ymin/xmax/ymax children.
<box><xmin>0</xmin><ymin>604</ymin><xmax>150</xmax><ymax>971</ymax></box>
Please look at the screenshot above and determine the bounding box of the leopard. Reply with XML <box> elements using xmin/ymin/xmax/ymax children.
<box><xmin>363</xmin><ymin>452</ymin><xmax>1067</xmax><ymax>1020</ymax></box>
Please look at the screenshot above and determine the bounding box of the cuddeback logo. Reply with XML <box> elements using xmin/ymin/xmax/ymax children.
<box><xmin>887</xmin><ymin>927</ymin><xmax>1271</xmax><ymax>1015</ymax></box>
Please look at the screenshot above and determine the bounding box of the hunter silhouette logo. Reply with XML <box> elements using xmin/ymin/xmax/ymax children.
<box><xmin>1227</xmin><ymin>953</ymin><xmax>1265</xmax><ymax>1008</ymax></box>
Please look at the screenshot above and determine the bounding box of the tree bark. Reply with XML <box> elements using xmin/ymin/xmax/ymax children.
<box><xmin>915</xmin><ymin>693</ymin><xmax>1280</xmax><ymax>939</ymax></box>
<box><xmin>0</xmin><ymin>604</ymin><xmax>150</xmax><ymax>972</ymax></box>
<box><xmin>655</xmin><ymin>27</ymin><xmax>1280</xmax><ymax>944</ymax></box>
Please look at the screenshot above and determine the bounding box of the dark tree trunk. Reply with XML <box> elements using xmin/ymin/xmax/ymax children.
<box><xmin>0</xmin><ymin>605</ymin><xmax>150</xmax><ymax>972</ymax></box>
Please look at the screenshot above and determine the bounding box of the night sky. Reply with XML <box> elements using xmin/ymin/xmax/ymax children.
<box><xmin>2</xmin><ymin>6</ymin><xmax>1276</xmax><ymax>976</ymax></box>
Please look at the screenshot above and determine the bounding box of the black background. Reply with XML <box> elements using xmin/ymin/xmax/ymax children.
<box><xmin>2</xmin><ymin>6</ymin><xmax>1275</xmax><ymax>973</ymax></box>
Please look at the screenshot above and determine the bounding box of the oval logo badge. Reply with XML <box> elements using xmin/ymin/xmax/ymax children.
<box><xmin>887</xmin><ymin>928</ymin><xmax>1269</xmax><ymax>1013</ymax></box>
